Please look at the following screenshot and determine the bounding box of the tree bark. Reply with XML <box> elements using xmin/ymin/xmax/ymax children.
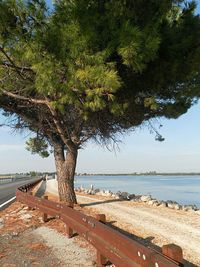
<box><xmin>54</xmin><ymin>143</ymin><xmax>78</xmax><ymax>204</ymax></box>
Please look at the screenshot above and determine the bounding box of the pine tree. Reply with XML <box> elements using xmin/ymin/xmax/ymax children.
<box><xmin>0</xmin><ymin>0</ymin><xmax>200</xmax><ymax>203</ymax></box>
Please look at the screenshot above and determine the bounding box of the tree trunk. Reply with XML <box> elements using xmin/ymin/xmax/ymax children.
<box><xmin>54</xmin><ymin>144</ymin><xmax>78</xmax><ymax>204</ymax></box>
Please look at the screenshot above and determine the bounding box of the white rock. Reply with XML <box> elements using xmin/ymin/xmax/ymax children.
<box><xmin>182</xmin><ymin>205</ymin><xmax>197</xmax><ymax>211</ymax></box>
<box><xmin>167</xmin><ymin>203</ymin><xmax>175</xmax><ymax>209</ymax></box>
<box><xmin>159</xmin><ymin>202</ymin><xmax>167</xmax><ymax>207</ymax></box>
<box><xmin>94</xmin><ymin>188</ymin><xmax>100</xmax><ymax>193</ymax></box>
<box><xmin>147</xmin><ymin>199</ymin><xmax>157</xmax><ymax>205</ymax></box>
<box><xmin>121</xmin><ymin>192</ymin><xmax>129</xmax><ymax>199</ymax></box>
<box><xmin>20</xmin><ymin>214</ymin><xmax>32</xmax><ymax>220</ymax></box>
<box><xmin>140</xmin><ymin>195</ymin><xmax>152</xmax><ymax>202</ymax></box>
<box><xmin>167</xmin><ymin>202</ymin><xmax>180</xmax><ymax>209</ymax></box>
<box><xmin>128</xmin><ymin>194</ymin><xmax>136</xmax><ymax>200</ymax></box>
<box><xmin>11</xmin><ymin>232</ymin><xmax>19</xmax><ymax>237</ymax></box>
<box><xmin>18</xmin><ymin>210</ymin><xmax>27</xmax><ymax>215</ymax></box>
<box><xmin>174</xmin><ymin>204</ymin><xmax>181</xmax><ymax>210</ymax></box>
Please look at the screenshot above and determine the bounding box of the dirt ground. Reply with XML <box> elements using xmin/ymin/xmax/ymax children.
<box><xmin>0</xmin><ymin>202</ymin><xmax>96</xmax><ymax>267</ymax></box>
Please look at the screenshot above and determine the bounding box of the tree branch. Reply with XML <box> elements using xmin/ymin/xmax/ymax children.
<box><xmin>0</xmin><ymin>47</ymin><xmax>25</xmax><ymax>79</ymax></box>
<box><xmin>0</xmin><ymin>47</ymin><xmax>33</xmax><ymax>81</ymax></box>
<box><xmin>2</xmin><ymin>90</ymin><xmax>47</xmax><ymax>104</ymax></box>
<box><xmin>1</xmin><ymin>90</ymin><xmax>74</xmax><ymax>149</ymax></box>
<box><xmin>0</xmin><ymin>61</ymin><xmax>34</xmax><ymax>73</ymax></box>
<box><xmin>78</xmin><ymin>128</ymin><xmax>96</xmax><ymax>145</ymax></box>
<box><xmin>45</xmin><ymin>101</ymin><xmax>72</xmax><ymax>147</ymax></box>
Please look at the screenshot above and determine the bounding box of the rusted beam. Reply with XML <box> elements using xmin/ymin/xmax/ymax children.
<box><xmin>96</xmin><ymin>214</ymin><xmax>106</xmax><ymax>223</ymax></box>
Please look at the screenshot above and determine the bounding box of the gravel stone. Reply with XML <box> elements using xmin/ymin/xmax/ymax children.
<box><xmin>159</xmin><ymin>202</ymin><xmax>167</xmax><ymax>207</ymax></box>
<box><xmin>20</xmin><ymin>214</ymin><xmax>32</xmax><ymax>221</ymax></box>
<box><xmin>147</xmin><ymin>199</ymin><xmax>157</xmax><ymax>205</ymax></box>
<box><xmin>120</xmin><ymin>192</ymin><xmax>129</xmax><ymax>200</ymax></box>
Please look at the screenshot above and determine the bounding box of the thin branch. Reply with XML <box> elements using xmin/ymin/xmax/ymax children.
<box><xmin>78</xmin><ymin>128</ymin><xmax>96</xmax><ymax>145</ymax></box>
<box><xmin>0</xmin><ymin>47</ymin><xmax>26</xmax><ymax>79</ymax></box>
<box><xmin>45</xmin><ymin>101</ymin><xmax>71</xmax><ymax>146</ymax></box>
<box><xmin>0</xmin><ymin>61</ymin><xmax>33</xmax><ymax>73</ymax></box>
<box><xmin>1</xmin><ymin>90</ymin><xmax>74</xmax><ymax>149</ymax></box>
<box><xmin>2</xmin><ymin>90</ymin><xmax>47</xmax><ymax>104</ymax></box>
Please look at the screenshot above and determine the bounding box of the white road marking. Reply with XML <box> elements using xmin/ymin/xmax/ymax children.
<box><xmin>0</xmin><ymin>196</ymin><xmax>16</xmax><ymax>208</ymax></box>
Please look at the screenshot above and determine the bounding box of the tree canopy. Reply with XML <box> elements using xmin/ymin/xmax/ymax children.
<box><xmin>0</xmin><ymin>0</ymin><xmax>200</xmax><ymax>202</ymax></box>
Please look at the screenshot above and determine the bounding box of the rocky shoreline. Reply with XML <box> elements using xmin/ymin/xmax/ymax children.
<box><xmin>75</xmin><ymin>185</ymin><xmax>199</xmax><ymax>212</ymax></box>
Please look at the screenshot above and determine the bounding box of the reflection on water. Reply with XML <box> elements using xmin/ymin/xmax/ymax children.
<box><xmin>75</xmin><ymin>175</ymin><xmax>200</xmax><ymax>207</ymax></box>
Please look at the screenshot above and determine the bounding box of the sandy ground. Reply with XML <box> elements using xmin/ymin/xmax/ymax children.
<box><xmin>46</xmin><ymin>180</ymin><xmax>200</xmax><ymax>267</ymax></box>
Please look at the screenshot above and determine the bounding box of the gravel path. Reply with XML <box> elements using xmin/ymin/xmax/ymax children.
<box><xmin>77</xmin><ymin>194</ymin><xmax>200</xmax><ymax>266</ymax></box>
<box><xmin>34</xmin><ymin>226</ymin><xmax>95</xmax><ymax>267</ymax></box>
<box><xmin>0</xmin><ymin>201</ymin><xmax>96</xmax><ymax>267</ymax></box>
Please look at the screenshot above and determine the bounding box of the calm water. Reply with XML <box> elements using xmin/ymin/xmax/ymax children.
<box><xmin>75</xmin><ymin>175</ymin><xmax>200</xmax><ymax>208</ymax></box>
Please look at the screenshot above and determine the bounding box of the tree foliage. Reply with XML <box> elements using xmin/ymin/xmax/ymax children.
<box><xmin>0</xmin><ymin>0</ymin><xmax>200</xmax><ymax>201</ymax></box>
<box><xmin>26</xmin><ymin>137</ymin><xmax>50</xmax><ymax>158</ymax></box>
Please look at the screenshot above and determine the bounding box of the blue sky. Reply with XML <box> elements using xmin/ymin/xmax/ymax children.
<box><xmin>0</xmin><ymin>1</ymin><xmax>200</xmax><ymax>174</ymax></box>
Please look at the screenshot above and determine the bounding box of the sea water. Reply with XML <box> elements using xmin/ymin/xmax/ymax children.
<box><xmin>75</xmin><ymin>175</ymin><xmax>200</xmax><ymax>208</ymax></box>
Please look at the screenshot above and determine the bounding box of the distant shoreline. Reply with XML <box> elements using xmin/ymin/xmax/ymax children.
<box><xmin>77</xmin><ymin>173</ymin><xmax>200</xmax><ymax>176</ymax></box>
<box><xmin>1</xmin><ymin>172</ymin><xmax>200</xmax><ymax>177</ymax></box>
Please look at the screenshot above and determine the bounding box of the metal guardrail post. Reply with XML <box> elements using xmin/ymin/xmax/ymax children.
<box><xmin>96</xmin><ymin>214</ymin><xmax>107</xmax><ymax>267</ymax></box>
<box><xmin>162</xmin><ymin>244</ymin><xmax>184</xmax><ymax>266</ymax></box>
<box><xmin>43</xmin><ymin>195</ymin><xmax>49</xmax><ymax>222</ymax></box>
<box><xmin>66</xmin><ymin>202</ymin><xmax>74</xmax><ymax>238</ymax></box>
<box><xmin>28</xmin><ymin>192</ymin><xmax>33</xmax><ymax>210</ymax></box>
<box><xmin>96</xmin><ymin>214</ymin><xmax>106</xmax><ymax>223</ymax></box>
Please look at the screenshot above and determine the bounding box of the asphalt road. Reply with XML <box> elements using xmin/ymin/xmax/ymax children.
<box><xmin>0</xmin><ymin>177</ymin><xmax>39</xmax><ymax>211</ymax></box>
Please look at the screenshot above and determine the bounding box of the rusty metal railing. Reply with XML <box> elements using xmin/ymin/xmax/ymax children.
<box><xmin>16</xmin><ymin>180</ymin><xmax>184</xmax><ymax>267</ymax></box>
<box><xmin>18</xmin><ymin>177</ymin><xmax>43</xmax><ymax>192</ymax></box>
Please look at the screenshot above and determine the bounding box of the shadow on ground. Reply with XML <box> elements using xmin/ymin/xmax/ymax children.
<box><xmin>80</xmin><ymin>198</ymin><xmax>126</xmax><ymax>207</ymax></box>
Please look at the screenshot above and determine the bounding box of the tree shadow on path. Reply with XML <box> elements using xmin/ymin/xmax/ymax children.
<box><xmin>80</xmin><ymin>198</ymin><xmax>126</xmax><ymax>207</ymax></box>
